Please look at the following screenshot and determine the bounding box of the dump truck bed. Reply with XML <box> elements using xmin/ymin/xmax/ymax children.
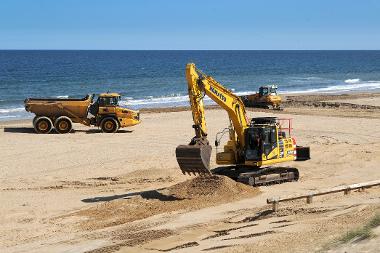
<box><xmin>24</xmin><ymin>95</ymin><xmax>92</xmax><ymax>120</ymax></box>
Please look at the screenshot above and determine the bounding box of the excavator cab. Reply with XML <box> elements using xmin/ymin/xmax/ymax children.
<box><xmin>259</xmin><ymin>85</ymin><xmax>278</xmax><ymax>97</ymax></box>
<box><xmin>240</xmin><ymin>85</ymin><xmax>282</xmax><ymax>110</ymax></box>
<box><xmin>245</xmin><ymin>117</ymin><xmax>278</xmax><ymax>161</ymax></box>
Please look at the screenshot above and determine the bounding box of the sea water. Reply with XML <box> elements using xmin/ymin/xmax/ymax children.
<box><xmin>1</xmin><ymin>50</ymin><xmax>380</xmax><ymax>120</ymax></box>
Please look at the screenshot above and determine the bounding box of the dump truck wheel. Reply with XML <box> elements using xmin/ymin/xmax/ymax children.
<box><xmin>101</xmin><ymin>117</ymin><xmax>118</xmax><ymax>133</ymax></box>
<box><xmin>54</xmin><ymin>116</ymin><xmax>73</xmax><ymax>134</ymax></box>
<box><xmin>32</xmin><ymin>116</ymin><xmax>39</xmax><ymax>126</ymax></box>
<box><xmin>34</xmin><ymin>116</ymin><xmax>53</xmax><ymax>134</ymax></box>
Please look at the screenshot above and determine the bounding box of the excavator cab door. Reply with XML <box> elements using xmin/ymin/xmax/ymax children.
<box><xmin>262</xmin><ymin>126</ymin><xmax>277</xmax><ymax>157</ymax></box>
<box><xmin>259</xmin><ymin>87</ymin><xmax>269</xmax><ymax>97</ymax></box>
<box><xmin>244</xmin><ymin>125</ymin><xmax>277</xmax><ymax>161</ymax></box>
<box><xmin>244</xmin><ymin>128</ymin><xmax>262</xmax><ymax>161</ymax></box>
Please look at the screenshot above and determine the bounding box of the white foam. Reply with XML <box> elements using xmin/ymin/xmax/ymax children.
<box><xmin>344</xmin><ymin>78</ymin><xmax>360</xmax><ymax>84</ymax></box>
<box><xmin>0</xmin><ymin>115</ymin><xmax>17</xmax><ymax>119</ymax></box>
<box><xmin>0</xmin><ymin>107</ymin><xmax>25</xmax><ymax>114</ymax></box>
<box><xmin>120</xmin><ymin>90</ymin><xmax>263</xmax><ymax>108</ymax></box>
<box><xmin>56</xmin><ymin>95</ymin><xmax>69</xmax><ymax>99</ymax></box>
<box><xmin>121</xmin><ymin>94</ymin><xmax>190</xmax><ymax>107</ymax></box>
<box><xmin>284</xmin><ymin>80</ymin><xmax>380</xmax><ymax>94</ymax></box>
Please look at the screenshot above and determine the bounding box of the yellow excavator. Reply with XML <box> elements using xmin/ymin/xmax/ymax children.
<box><xmin>176</xmin><ymin>63</ymin><xmax>310</xmax><ymax>186</ymax></box>
<box><xmin>240</xmin><ymin>85</ymin><xmax>282</xmax><ymax>110</ymax></box>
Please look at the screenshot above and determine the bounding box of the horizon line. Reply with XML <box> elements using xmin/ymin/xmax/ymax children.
<box><xmin>1</xmin><ymin>49</ymin><xmax>380</xmax><ymax>51</ymax></box>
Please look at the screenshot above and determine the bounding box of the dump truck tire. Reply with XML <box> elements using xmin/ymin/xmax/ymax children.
<box><xmin>100</xmin><ymin>117</ymin><xmax>118</xmax><ymax>133</ymax></box>
<box><xmin>34</xmin><ymin>116</ymin><xmax>53</xmax><ymax>134</ymax></box>
<box><xmin>54</xmin><ymin>116</ymin><xmax>73</xmax><ymax>134</ymax></box>
<box><xmin>32</xmin><ymin>116</ymin><xmax>39</xmax><ymax>126</ymax></box>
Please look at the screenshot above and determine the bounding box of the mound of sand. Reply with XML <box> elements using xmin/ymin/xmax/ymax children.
<box><xmin>167</xmin><ymin>175</ymin><xmax>252</xmax><ymax>198</ymax></box>
<box><xmin>75</xmin><ymin>175</ymin><xmax>259</xmax><ymax>230</ymax></box>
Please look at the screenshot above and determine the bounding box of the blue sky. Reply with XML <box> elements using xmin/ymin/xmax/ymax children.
<box><xmin>0</xmin><ymin>0</ymin><xmax>379</xmax><ymax>49</ymax></box>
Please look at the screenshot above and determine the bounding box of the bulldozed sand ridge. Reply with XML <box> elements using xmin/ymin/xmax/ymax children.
<box><xmin>76</xmin><ymin>175</ymin><xmax>259</xmax><ymax>230</ymax></box>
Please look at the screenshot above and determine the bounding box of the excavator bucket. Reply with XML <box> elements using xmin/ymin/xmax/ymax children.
<box><xmin>176</xmin><ymin>144</ymin><xmax>212</xmax><ymax>175</ymax></box>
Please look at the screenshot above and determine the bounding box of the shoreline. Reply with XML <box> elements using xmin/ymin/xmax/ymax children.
<box><xmin>2</xmin><ymin>91</ymin><xmax>380</xmax><ymax>124</ymax></box>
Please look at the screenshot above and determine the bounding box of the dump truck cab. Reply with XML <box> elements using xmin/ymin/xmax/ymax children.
<box><xmin>98</xmin><ymin>93</ymin><xmax>121</xmax><ymax>106</ymax></box>
<box><xmin>89</xmin><ymin>93</ymin><xmax>140</xmax><ymax>132</ymax></box>
<box><xmin>96</xmin><ymin>93</ymin><xmax>122</xmax><ymax>115</ymax></box>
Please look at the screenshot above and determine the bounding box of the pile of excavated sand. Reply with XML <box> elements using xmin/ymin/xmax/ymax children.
<box><xmin>167</xmin><ymin>175</ymin><xmax>251</xmax><ymax>198</ymax></box>
<box><xmin>75</xmin><ymin>175</ymin><xmax>259</xmax><ymax>230</ymax></box>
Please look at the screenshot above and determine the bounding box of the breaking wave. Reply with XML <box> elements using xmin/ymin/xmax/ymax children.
<box><xmin>120</xmin><ymin>90</ymin><xmax>260</xmax><ymax>109</ymax></box>
<box><xmin>284</xmin><ymin>79</ymin><xmax>380</xmax><ymax>94</ymax></box>
<box><xmin>0</xmin><ymin>107</ymin><xmax>25</xmax><ymax>113</ymax></box>
<box><xmin>344</xmin><ymin>78</ymin><xmax>360</xmax><ymax>84</ymax></box>
<box><xmin>0</xmin><ymin>107</ymin><xmax>28</xmax><ymax>120</ymax></box>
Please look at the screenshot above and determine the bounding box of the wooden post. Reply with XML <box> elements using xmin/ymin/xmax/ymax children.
<box><xmin>344</xmin><ymin>187</ymin><xmax>351</xmax><ymax>195</ymax></box>
<box><xmin>306</xmin><ymin>195</ymin><xmax>313</xmax><ymax>204</ymax></box>
<box><xmin>272</xmin><ymin>201</ymin><xmax>279</xmax><ymax>212</ymax></box>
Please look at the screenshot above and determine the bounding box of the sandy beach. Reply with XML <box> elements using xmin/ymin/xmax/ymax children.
<box><xmin>1</xmin><ymin>92</ymin><xmax>380</xmax><ymax>253</ymax></box>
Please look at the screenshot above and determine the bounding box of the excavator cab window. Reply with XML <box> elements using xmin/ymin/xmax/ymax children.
<box><xmin>269</xmin><ymin>86</ymin><xmax>278</xmax><ymax>95</ymax></box>
<box><xmin>259</xmin><ymin>87</ymin><xmax>269</xmax><ymax>96</ymax></box>
<box><xmin>262</xmin><ymin>126</ymin><xmax>277</xmax><ymax>156</ymax></box>
<box><xmin>245</xmin><ymin>125</ymin><xmax>278</xmax><ymax>161</ymax></box>
<box><xmin>259</xmin><ymin>86</ymin><xmax>278</xmax><ymax>96</ymax></box>
<box><xmin>244</xmin><ymin>127</ymin><xmax>262</xmax><ymax>161</ymax></box>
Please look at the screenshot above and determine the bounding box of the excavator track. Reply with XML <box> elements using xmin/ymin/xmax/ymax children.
<box><xmin>211</xmin><ymin>166</ymin><xmax>299</xmax><ymax>187</ymax></box>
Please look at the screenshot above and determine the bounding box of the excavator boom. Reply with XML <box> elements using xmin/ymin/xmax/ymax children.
<box><xmin>176</xmin><ymin>63</ymin><xmax>248</xmax><ymax>175</ymax></box>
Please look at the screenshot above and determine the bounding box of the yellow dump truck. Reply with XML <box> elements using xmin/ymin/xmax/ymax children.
<box><xmin>24</xmin><ymin>93</ymin><xmax>140</xmax><ymax>134</ymax></box>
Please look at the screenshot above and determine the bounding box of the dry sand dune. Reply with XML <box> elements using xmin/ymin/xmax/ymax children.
<box><xmin>1</xmin><ymin>93</ymin><xmax>380</xmax><ymax>253</ymax></box>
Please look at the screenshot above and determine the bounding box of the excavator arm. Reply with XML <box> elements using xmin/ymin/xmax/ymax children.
<box><xmin>176</xmin><ymin>63</ymin><xmax>249</xmax><ymax>175</ymax></box>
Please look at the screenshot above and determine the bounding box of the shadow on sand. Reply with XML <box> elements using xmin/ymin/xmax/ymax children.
<box><xmin>82</xmin><ymin>188</ymin><xmax>184</xmax><ymax>203</ymax></box>
<box><xmin>75</xmin><ymin>129</ymin><xmax>134</xmax><ymax>134</ymax></box>
<box><xmin>3</xmin><ymin>127</ymin><xmax>133</xmax><ymax>134</ymax></box>
<box><xmin>3</xmin><ymin>127</ymin><xmax>35</xmax><ymax>134</ymax></box>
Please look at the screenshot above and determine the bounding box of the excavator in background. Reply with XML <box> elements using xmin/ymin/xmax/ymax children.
<box><xmin>176</xmin><ymin>63</ymin><xmax>310</xmax><ymax>186</ymax></box>
<box><xmin>240</xmin><ymin>85</ymin><xmax>282</xmax><ymax>110</ymax></box>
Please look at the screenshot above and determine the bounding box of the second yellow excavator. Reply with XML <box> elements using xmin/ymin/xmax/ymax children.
<box><xmin>240</xmin><ymin>85</ymin><xmax>282</xmax><ymax>110</ymax></box>
<box><xmin>176</xmin><ymin>63</ymin><xmax>310</xmax><ymax>186</ymax></box>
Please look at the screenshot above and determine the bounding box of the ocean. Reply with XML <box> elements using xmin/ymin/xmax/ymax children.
<box><xmin>1</xmin><ymin>50</ymin><xmax>380</xmax><ymax>120</ymax></box>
